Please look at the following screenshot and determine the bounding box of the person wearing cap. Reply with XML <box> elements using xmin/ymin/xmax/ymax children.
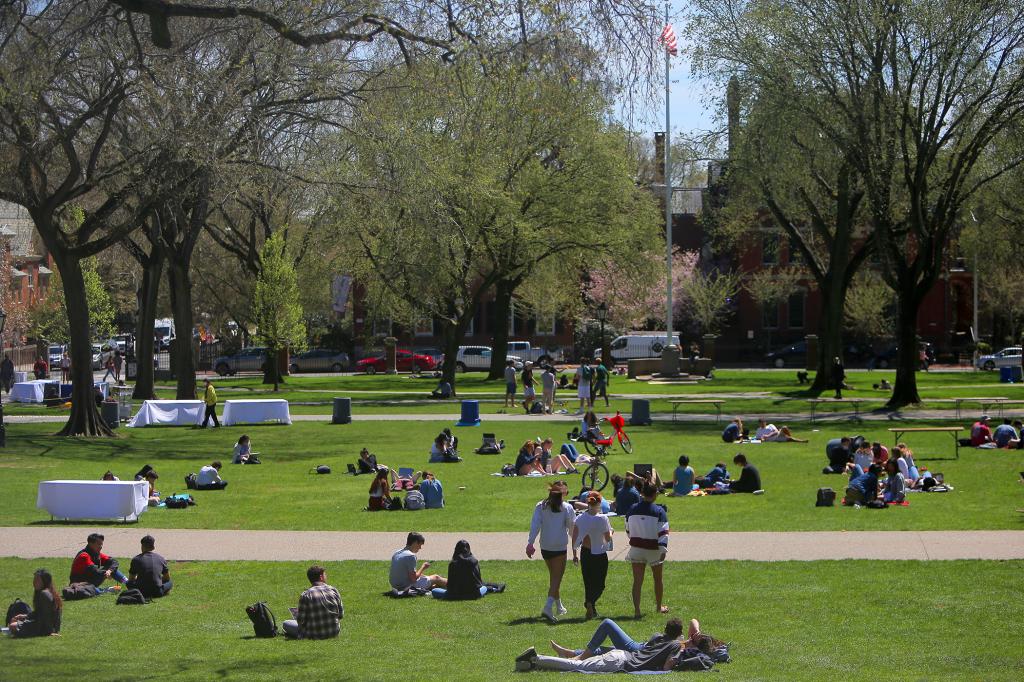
<box><xmin>970</xmin><ymin>415</ymin><xmax>993</xmax><ymax>447</ymax></box>
<box><xmin>572</xmin><ymin>491</ymin><xmax>613</xmax><ymax>620</ymax></box>
<box><xmin>527</xmin><ymin>481</ymin><xmax>576</xmax><ymax>622</ymax></box>
<box><xmin>128</xmin><ymin>535</ymin><xmax>172</xmax><ymax>598</ymax></box>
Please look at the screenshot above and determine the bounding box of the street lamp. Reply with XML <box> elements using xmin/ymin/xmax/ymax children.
<box><xmin>595</xmin><ymin>302</ymin><xmax>608</xmax><ymax>367</ymax></box>
<box><xmin>0</xmin><ymin>307</ymin><xmax>7</xmax><ymax>447</ymax></box>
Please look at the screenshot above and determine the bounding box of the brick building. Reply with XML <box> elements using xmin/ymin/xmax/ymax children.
<box><xmin>0</xmin><ymin>200</ymin><xmax>52</xmax><ymax>308</ymax></box>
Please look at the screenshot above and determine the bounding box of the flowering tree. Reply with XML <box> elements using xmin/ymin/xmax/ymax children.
<box><xmin>584</xmin><ymin>247</ymin><xmax>699</xmax><ymax>330</ymax></box>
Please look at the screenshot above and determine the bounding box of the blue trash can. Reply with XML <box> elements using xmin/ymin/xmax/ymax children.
<box><xmin>1011</xmin><ymin>366</ymin><xmax>1023</xmax><ymax>383</ymax></box>
<box><xmin>332</xmin><ymin>397</ymin><xmax>351</xmax><ymax>424</ymax></box>
<box><xmin>456</xmin><ymin>400</ymin><xmax>481</xmax><ymax>426</ymax></box>
<box><xmin>60</xmin><ymin>383</ymin><xmax>72</xmax><ymax>399</ymax></box>
<box><xmin>629</xmin><ymin>399</ymin><xmax>652</xmax><ymax>426</ymax></box>
<box><xmin>1000</xmin><ymin>366</ymin><xmax>1014</xmax><ymax>383</ymax></box>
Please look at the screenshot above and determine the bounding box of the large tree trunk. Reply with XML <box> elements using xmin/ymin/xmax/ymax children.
<box><xmin>53</xmin><ymin>255</ymin><xmax>113</xmax><ymax>437</ymax></box>
<box><xmin>487</xmin><ymin>278</ymin><xmax>514</xmax><ymax>379</ymax></box>
<box><xmin>132</xmin><ymin>253</ymin><xmax>164</xmax><ymax>400</ymax></box>
<box><xmin>262</xmin><ymin>347</ymin><xmax>283</xmax><ymax>388</ymax></box>
<box><xmin>811</xmin><ymin>272</ymin><xmax>851</xmax><ymax>393</ymax></box>
<box><xmin>167</xmin><ymin>260</ymin><xmax>196</xmax><ymax>399</ymax></box>
<box><xmin>887</xmin><ymin>289</ymin><xmax>922</xmax><ymax>408</ymax></box>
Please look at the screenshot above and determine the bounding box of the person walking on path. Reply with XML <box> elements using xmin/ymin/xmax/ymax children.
<box><xmin>625</xmin><ymin>482</ymin><xmax>670</xmax><ymax>618</ymax></box>
<box><xmin>201</xmin><ymin>378</ymin><xmax>220</xmax><ymax>428</ymax></box>
<box><xmin>113</xmin><ymin>350</ymin><xmax>123</xmax><ymax>382</ymax></box>
<box><xmin>59</xmin><ymin>352</ymin><xmax>70</xmax><ymax>383</ymax></box>
<box><xmin>593</xmin><ymin>358</ymin><xmax>610</xmax><ymax>407</ymax></box>
<box><xmin>575</xmin><ymin>358</ymin><xmax>593</xmax><ymax>414</ymax></box>
<box><xmin>101</xmin><ymin>353</ymin><xmax>115</xmax><ymax>382</ymax></box>
<box><xmin>0</xmin><ymin>353</ymin><xmax>14</xmax><ymax>394</ymax></box>
<box><xmin>572</xmin><ymin>491</ymin><xmax>613</xmax><ymax>620</ymax></box>
<box><xmin>504</xmin><ymin>360</ymin><xmax>517</xmax><ymax>408</ymax></box>
<box><xmin>521</xmin><ymin>362</ymin><xmax>537</xmax><ymax>413</ymax></box>
<box><xmin>831</xmin><ymin>356</ymin><xmax>845</xmax><ymax>399</ymax></box>
<box><xmin>527</xmin><ymin>481</ymin><xmax>576</xmax><ymax>622</ymax></box>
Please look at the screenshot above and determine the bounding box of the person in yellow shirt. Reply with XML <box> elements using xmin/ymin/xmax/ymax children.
<box><xmin>201</xmin><ymin>378</ymin><xmax>220</xmax><ymax>428</ymax></box>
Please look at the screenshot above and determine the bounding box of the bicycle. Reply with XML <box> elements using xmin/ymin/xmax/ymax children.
<box><xmin>579</xmin><ymin>453</ymin><xmax>610</xmax><ymax>492</ymax></box>
<box><xmin>570</xmin><ymin>411</ymin><xmax>633</xmax><ymax>457</ymax></box>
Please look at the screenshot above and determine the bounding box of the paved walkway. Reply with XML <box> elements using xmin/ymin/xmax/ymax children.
<box><xmin>2</xmin><ymin>528</ymin><xmax>1021</xmax><ymax>562</ymax></box>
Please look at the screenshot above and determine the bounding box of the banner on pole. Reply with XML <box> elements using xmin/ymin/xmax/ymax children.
<box><xmin>332</xmin><ymin>274</ymin><xmax>353</xmax><ymax>316</ymax></box>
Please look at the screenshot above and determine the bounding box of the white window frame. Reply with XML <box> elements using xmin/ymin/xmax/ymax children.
<box><xmin>536</xmin><ymin>313</ymin><xmax>556</xmax><ymax>336</ymax></box>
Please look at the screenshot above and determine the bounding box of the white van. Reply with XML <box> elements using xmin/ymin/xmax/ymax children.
<box><xmin>594</xmin><ymin>334</ymin><xmax>680</xmax><ymax>363</ymax></box>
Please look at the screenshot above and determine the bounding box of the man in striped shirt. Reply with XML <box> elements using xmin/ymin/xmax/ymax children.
<box><xmin>624</xmin><ymin>482</ymin><xmax>669</xmax><ymax>618</ymax></box>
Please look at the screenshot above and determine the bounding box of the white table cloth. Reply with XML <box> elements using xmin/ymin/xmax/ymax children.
<box><xmin>128</xmin><ymin>399</ymin><xmax>205</xmax><ymax>427</ymax></box>
<box><xmin>222</xmin><ymin>399</ymin><xmax>292</xmax><ymax>426</ymax></box>
<box><xmin>13</xmin><ymin>371</ymin><xmax>27</xmax><ymax>383</ymax></box>
<box><xmin>10</xmin><ymin>380</ymin><xmax>59</xmax><ymax>403</ymax></box>
<box><xmin>37</xmin><ymin>480</ymin><xmax>150</xmax><ymax>521</ymax></box>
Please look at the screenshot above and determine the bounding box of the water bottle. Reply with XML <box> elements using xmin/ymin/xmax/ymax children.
<box><xmin>605</xmin><ymin>538</ymin><xmax>614</xmax><ymax>552</ymax></box>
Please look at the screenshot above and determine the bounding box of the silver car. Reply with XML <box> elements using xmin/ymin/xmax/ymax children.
<box><xmin>213</xmin><ymin>347</ymin><xmax>267</xmax><ymax>376</ymax></box>
<box><xmin>289</xmin><ymin>349</ymin><xmax>350</xmax><ymax>373</ymax></box>
<box><xmin>976</xmin><ymin>346</ymin><xmax>1022</xmax><ymax>371</ymax></box>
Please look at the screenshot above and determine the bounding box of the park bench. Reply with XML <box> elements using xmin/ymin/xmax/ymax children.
<box><xmin>888</xmin><ymin>426</ymin><xmax>964</xmax><ymax>460</ymax></box>
<box><xmin>668</xmin><ymin>399</ymin><xmax>724</xmax><ymax>423</ymax></box>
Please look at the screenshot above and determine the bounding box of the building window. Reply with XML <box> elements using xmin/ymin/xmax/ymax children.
<box><xmin>788</xmin><ymin>291</ymin><xmax>805</xmax><ymax>329</ymax></box>
<box><xmin>414</xmin><ymin>318</ymin><xmax>433</xmax><ymax>337</ymax></box>
<box><xmin>762</xmin><ymin>233</ymin><xmax>779</xmax><ymax>265</ymax></box>
<box><xmin>464</xmin><ymin>316</ymin><xmax>474</xmax><ymax>337</ymax></box>
<box><xmin>788</xmin><ymin>236</ymin><xmax>803</xmax><ymax>265</ymax></box>
<box><xmin>536</xmin><ymin>313</ymin><xmax>556</xmax><ymax>336</ymax></box>
<box><xmin>762</xmin><ymin>302</ymin><xmax>779</xmax><ymax>329</ymax></box>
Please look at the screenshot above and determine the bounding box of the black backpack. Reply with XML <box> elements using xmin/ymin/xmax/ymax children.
<box><xmin>815</xmin><ymin>488</ymin><xmax>836</xmax><ymax>507</ymax></box>
<box><xmin>246</xmin><ymin>601</ymin><xmax>278</xmax><ymax>638</ymax></box>
<box><xmin>165</xmin><ymin>493</ymin><xmax>195</xmax><ymax>509</ymax></box>
<box><xmin>61</xmin><ymin>582</ymin><xmax>100</xmax><ymax>600</ymax></box>
<box><xmin>388</xmin><ymin>496</ymin><xmax>403</xmax><ymax>511</ymax></box>
<box><xmin>312</xmin><ymin>465</ymin><xmax>331</xmax><ymax>475</ymax></box>
<box><xmin>5</xmin><ymin>598</ymin><xmax>31</xmax><ymax>624</ymax></box>
<box><xmin>116</xmin><ymin>588</ymin><xmax>148</xmax><ymax>605</ymax></box>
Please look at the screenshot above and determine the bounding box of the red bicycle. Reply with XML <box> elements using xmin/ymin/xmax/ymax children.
<box><xmin>570</xmin><ymin>411</ymin><xmax>633</xmax><ymax>457</ymax></box>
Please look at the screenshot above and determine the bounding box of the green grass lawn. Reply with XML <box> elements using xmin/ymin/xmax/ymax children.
<box><xmin>4</xmin><ymin>420</ymin><xmax>1022</xmax><ymax>531</ymax></box>
<box><xmin>0</xmin><ymin>556</ymin><xmax>1020</xmax><ymax>681</ymax></box>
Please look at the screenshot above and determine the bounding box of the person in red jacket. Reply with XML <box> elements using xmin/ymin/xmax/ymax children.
<box><xmin>970</xmin><ymin>415</ymin><xmax>993</xmax><ymax>447</ymax></box>
<box><xmin>70</xmin><ymin>533</ymin><xmax>128</xmax><ymax>588</ymax></box>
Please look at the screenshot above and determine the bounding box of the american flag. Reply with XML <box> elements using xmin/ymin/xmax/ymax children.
<box><xmin>660</xmin><ymin>24</ymin><xmax>678</xmax><ymax>56</ymax></box>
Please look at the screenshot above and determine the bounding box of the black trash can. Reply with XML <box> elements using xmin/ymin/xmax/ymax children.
<box><xmin>101</xmin><ymin>400</ymin><xmax>119</xmax><ymax>429</ymax></box>
<box><xmin>332</xmin><ymin>397</ymin><xmax>351</xmax><ymax>424</ymax></box>
<box><xmin>629</xmin><ymin>399</ymin><xmax>652</xmax><ymax>426</ymax></box>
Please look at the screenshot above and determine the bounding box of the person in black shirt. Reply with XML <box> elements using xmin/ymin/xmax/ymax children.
<box><xmin>127</xmin><ymin>535</ymin><xmax>172</xmax><ymax>598</ymax></box>
<box><xmin>9</xmin><ymin>569</ymin><xmax>62</xmax><ymax>638</ymax></box>
<box><xmin>824</xmin><ymin>437</ymin><xmax>853</xmax><ymax>474</ymax></box>
<box><xmin>728</xmin><ymin>454</ymin><xmax>762</xmax><ymax>493</ymax></box>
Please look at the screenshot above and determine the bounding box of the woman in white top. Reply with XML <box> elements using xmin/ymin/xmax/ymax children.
<box><xmin>572</xmin><ymin>491</ymin><xmax>613</xmax><ymax>620</ymax></box>
<box><xmin>526</xmin><ymin>481</ymin><xmax>576</xmax><ymax>622</ymax></box>
<box><xmin>754</xmin><ymin>418</ymin><xmax>808</xmax><ymax>443</ymax></box>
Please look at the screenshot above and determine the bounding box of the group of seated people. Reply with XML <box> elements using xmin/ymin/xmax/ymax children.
<box><xmin>388</xmin><ymin>532</ymin><xmax>504</xmax><ymax>599</ymax></box>
<box><xmin>970</xmin><ymin>415</ymin><xmax>1023</xmax><ymax>449</ymax></box>
<box><xmin>6</xmin><ymin>533</ymin><xmax>172</xmax><ymax>638</ymax></box>
<box><xmin>429</xmin><ymin>429</ymin><xmax>462</xmax><ymax>463</ymax></box>
<box><xmin>516</xmin><ymin>616</ymin><xmax>726</xmax><ymax>672</ymax></box>
<box><xmin>722</xmin><ymin>417</ymin><xmax>807</xmax><ymax>443</ymax></box>
<box><xmin>825</xmin><ymin>437</ymin><xmax>943</xmax><ymax>504</ymax></box>
<box><xmin>367</xmin><ymin>467</ymin><xmax>445</xmax><ymax>511</ymax></box>
<box><xmin>515</xmin><ymin>437</ymin><xmax>581</xmax><ymax>476</ymax></box>
<box><xmin>665</xmin><ymin>454</ymin><xmax>762</xmax><ymax>496</ymax></box>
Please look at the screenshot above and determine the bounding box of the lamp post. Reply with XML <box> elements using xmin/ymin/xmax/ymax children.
<box><xmin>595</xmin><ymin>302</ymin><xmax>608</xmax><ymax>368</ymax></box>
<box><xmin>0</xmin><ymin>307</ymin><xmax>7</xmax><ymax>447</ymax></box>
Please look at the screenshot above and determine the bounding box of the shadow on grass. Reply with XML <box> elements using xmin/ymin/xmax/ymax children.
<box><xmin>506</xmin><ymin>613</ymin><xmax>638</xmax><ymax>626</ymax></box>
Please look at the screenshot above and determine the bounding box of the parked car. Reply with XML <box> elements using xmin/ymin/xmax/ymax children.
<box><xmin>47</xmin><ymin>344</ymin><xmax>65</xmax><ymax>368</ymax></box>
<box><xmin>976</xmin><ymin>346</ymin><xmax>1022</xmax><ymax>371</ymax></box>
<box><xmin>765</xmin><ymin>341</ymin><xmax>806</xmax><ymax>368</ymax></box>
<box><xmin>289</xmin><ymin>349</ymin><xmax>350</xmax><ymax>373</ymax></box>
<box><xmin>454</xmin><ymin>346</ymin><xmax>523</xmax><ymax>372</ymax></box>
<box><xmin>506</xmin><ymin>341</ymin><xmax>562</xmax><ymax>365</ymax></box>
<box><xmin>91</xmin><ymin>344</ymin><xmax>103</xmax><ymax>370</ymax></box>
<box><xmin>872</xmin><ymin>342</ymin><xmax>935</xmax><ymax>369</ymax></box>
<box><xmin>213</xmin><ymin>347</ymin><xmax>267</xmax><ymax>376</ymax></box>
<box><xmin>595</xmin><ymin>333</ymin><xmax>680</xmax><ymax>363</ymax></box>
<box><xmin>356</xmin><ymin>349</ymin><xmax>436</xmax><ymax>375</ymax></box>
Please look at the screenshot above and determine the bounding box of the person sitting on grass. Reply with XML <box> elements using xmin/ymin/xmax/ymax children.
<box><xmin>823</xmin><ymin>437</ymin><xmax>853</xmax><ymax>474</ymax></box>
<box><xmin>754</xmin><ymin>417</ymin><xmax>808</xmax><ymax>443</ymax></box>
<box><xmin>625</xmin><ymin>466</ymin><xmax>665</xmax><ymax>492</ymax></box>
<box><xmin>516</xmin><ymin>618</ymin><xmax>685</xmax><ymax>673</ymax></box>
<box><xmin>852</xmin><ymin>441</ymin><xmax>874</xmax><ymax>472</ymax></box>
<box><xmin>419</xmin><ymin>470</ymin><xmax>444</xmax><ymax>509</ymax></box>
<box><xmin>281</xmin><ymin>565</ymin><xmax>342</xmax><ymax>640</ymax></box>
<box><xmin>580</xmin><ymin>410</ymin><xmax>605</xmax><ymax>442</ymax></box>
<box><xmin>429</xmin><ymin>433</ymin><xmax>462</xmax><ymax>463</ymax></box>
<box><xmin>970</xmin><ymin>415</ymin><xmax>993</xmax><ymax>447</ymax></box>
<box><xmin>993</xmin><ymin>418</ymin><xmax>1020</xmax><ymax>448</ymax></box>
<box><xmin>8</xmin><ymin>569</ymin><xmax>61</xmax><ymax>638</ymax></box>
<box><xmin>356</xmin><ymin>447</ymin><xmax>379</xmax><ymax>475</ymax></box>
<box><xmin>539</xmin><ymin>438</ymin><xmax>576</xmax><ymax>474</ymax></box>
<box><xmin>232</xmin><ymin>435</ymin><xmax>260</xmax><ymax>464</ymax></box>
<box><xmin>196</xmin><ymin>461</ymin><xmax>228</xmax><ymax>490</ymax></box>
<box><xmin>728</xmin><ymin>454</ymin><xmax>762</xmax><ymax>494</ymax></box>
<box><xmin>430</xmin><ymin>379</ymin><xmax>455</xmax><ymax>399</ymax></box>
<box><xmin>871</xmin><ymin>442</ymin><xmax>890</xmax><ymax>464</ymax></box>
<box><xmin>548</xmin><ymin>616</ymin><xmax>720</xmax><ymax>661</ymax></box>
<box><xmin>70</xmin><ymin>533</ymin><xmax>128</xmax><ymax>589</ymax></box>
<box><xmin>695</xmin><ymin>462</ymin><xmax>729</xmax><ymax>488</ymax></box>
<box><xmin>612</xmin><ymin>475</ymin><xmax>640</xmax><ymax>516</ymax></box>
<box><xmin>368</xmin><ymin>468</ymin><xmax>392</xmax><ymax>511</ymax></box>
<box><xmin>101</xmin><ymin>470</ymin><xmax>119</xmax><ymax>481</ymax></box>
<box><xmin>389</xmin><ymin>532</ymin><xmax>447</xmax><ymax>592</ymax></box>
<box><xmin>144</xmin><ymin>470</ymin><xmax>161</xmax><ymax>506</ymax></box>
<box><xmin>882</xmin><ymin>459</ymin><xmax>906</xmax><ymax>504</ymax></box>
<box><xmin>669</xmin><ymin>455</ymin><xmax>695</xmax><ymax>496</ymax></box>
<box><xmin>127</xmin><ymin>535</ymin><xmax>172</xmax><ymax>599</ymax></box>
<box><xmin>892</xmin><ymin>444</ymin><xmax>921</xmax><ymax>488</ymax></box>
<box><xmin>516</xmin><ymin>440</ymin><xmax>547</xmax><ymax>476</ymax></box>
<box><xmin>430</xmin><ymin>539</ymin><xmax>504</xmax><ymax>600</ymax></box>
<box><xmin>721</xmin><ymin>417</ymin><xmax>745</xmax><ymax>443</ymax></box>
<box><xmin>844</xmin><ymin>463</ymin><xmax>882</xmax><ymax>506</ymax></box>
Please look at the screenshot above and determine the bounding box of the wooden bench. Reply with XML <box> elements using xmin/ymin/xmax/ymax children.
<box><xmin>807</xmin><ymin>398</ymin><xmax>873</xmax><ymax>423</ymax></box>
<box><xmin>888</xmin><ymin>426</ymin><xmax>964</xmax><ymax>459</ymax></box>
<box><xmin>951</xmin><ymin>397</ymin><xmax>1008</xmax><ymax>419</ymax></box>
<box><xmin>669</xmin><ymin>399</ymin><xmax>724</xmax><ymax>423</ymax></box>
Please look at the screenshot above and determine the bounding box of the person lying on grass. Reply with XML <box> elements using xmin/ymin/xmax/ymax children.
<box><xmin>753</xmin><ymin>418</ymin><xmax>807</xmax><ymax>443</ymax></box>
<box><xmin>548</xmin><ymin>617</ymin><xmax>721</xmax><ymax>662</ymax></box>
<box><xmin>516</xmin><ymin>618</ymin><xmax>702</xmax><ymax>672</ymax></box>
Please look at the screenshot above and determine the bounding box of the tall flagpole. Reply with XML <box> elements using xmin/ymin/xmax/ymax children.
<box><xmin>664</xmin><ymin>0</ymin><xmax>673</xmax><ymax>349</ymax></box>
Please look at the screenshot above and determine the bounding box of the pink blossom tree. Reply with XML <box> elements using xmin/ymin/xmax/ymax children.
<box><xmin>584</xmin><ymin>247</ymin><xmax>698</xmax><ymax>329</ymax></box>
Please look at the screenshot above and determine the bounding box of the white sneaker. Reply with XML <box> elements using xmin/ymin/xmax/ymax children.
<box><xmin>557</xmin><ymin>602</ymin><xmax>568</xmax><ymax>616</ymax></box>
<box><xmin>541</xmin><ymin>607</ymin><xmax>557</xmax><ymax>623</ymax></box>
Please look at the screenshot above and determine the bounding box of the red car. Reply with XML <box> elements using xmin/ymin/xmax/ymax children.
<box><xmin>356</xmin><ymin>349</ymin><xmax>437</xmax><ymax>374</ymax></box>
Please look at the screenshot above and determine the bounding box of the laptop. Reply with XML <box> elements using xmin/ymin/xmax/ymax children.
<box><xmin>633</xmin><ymin>463</ymin><xmax>653</xmax><ymax>479</ymax></box>
<box><xmin>397</xmin><ymin>467</ymin><xmax>414</xmax><ymax>479</ymax></box>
